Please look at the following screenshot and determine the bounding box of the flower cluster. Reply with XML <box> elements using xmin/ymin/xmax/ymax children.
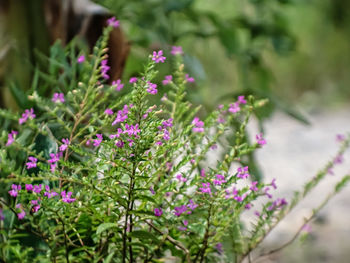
<box><xmin>19</xmin><ymin>108</ymin><xmax>36</xmax><ymax>124</ymax></box>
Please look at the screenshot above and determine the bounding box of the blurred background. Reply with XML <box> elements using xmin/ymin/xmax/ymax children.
<box><xmin>1</xmin><ymin>0</ymin><xmax>349</xmax><ymax>262</ymax></box>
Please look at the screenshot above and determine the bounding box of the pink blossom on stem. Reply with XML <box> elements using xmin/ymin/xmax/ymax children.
<box><xmin>6</xmin><ymin>130</ymin><xmax>18</xmax><ymax>146</ymax></box>
<box><xmin>26</xmin><ymin>156</ymin><xmax>38</xmax><ymax>169</ymax></box>
<box><xmin>112</xmin><ymin>79</ymin><xmax>124</xmax><ymax>91</ymax></box>
<box><xmin>228</xmin><ymin>102</ymin><xmax>240</xmax><ymax>113</ymax></box>
<box><xmin>237</xmin><ymin>95</ymin><xmax>247</xmax><ymax>104</ymax></box>
<box><xmin>8</xmin><ymin>184</ymin><xmax>21</xmax><ymax>197</ymax></box>
<box><xmin>185</xmin><ymin>74</ymin><xmax>195</xmax><ymax>83</ymax></box>
<box><xmin>192</xmin><ymin>117</ymin><xmax>204</xmax><ymax>133</ymax></box>
<box><xmin>52</xmin><ymin>93</ymin><xmax>65</xmax><ymax>103</ymax></box>
<box><xmin>256</xmin><ymin>133</ymin><xmax>266</xmax><ymax>146</ymax></box>
<box><xmin>77</xmin><ymin>55</ymin><xmax>85</xmax><ymax>64</ymax></box>
<box><xmin>101</xmin><ymin>59</ymin><xmax>110</xmax><ymax>79</ymax></box>
<box><xmin>146</xmin><ymin>81</ymin><xmax>158</xmax><ymax>94</ymax></box>
<box><xmin>19</xmin><ymin>108</ymin><xmax>36</xmax><ymax>124</ymax></box>
<box><xmin>59</xmin><ymin>138</ymin><xmax>69</xmax><ymax>152</ymax></box>
<box><xmin>104</xmin><ymin>108</ymin><xmax>114</xmax><ymax>115</ymax></box>
<box><xmin>154</xmin><ymin>208</ymin><xmax>163</xmax><ymax>217</ymax></box>
<box><xmin>171</xmin><ymin>46</ymin><xmax>183</xmax><ymax>55</ymax></box>
<box><xmin>152</xmin><ymin>50</ymin><xmax>166</xmax><ymax>63</ymax></box>
<box><xmin>61</xmin><ymin>191</ymin><xmax>76</xmax><ymax>203</ymax></box>
<box><xmin>107</xmin><ymin>16</ymin><xmax>120</xmax><ymax>28</ymax></box>
<box><xmin>93</xmin><ymin>134</ymin><xmax>103</xmax><ymax>147</ymax></box>
<box><xmin>129</xmin><ymin>77</ymin><xmax>138</xmax><ymax>83</ymax></box>
<box><xmin>162</xmin><ymin>75</ymin><xmax>173</xmax><ymax>85</ymax></box>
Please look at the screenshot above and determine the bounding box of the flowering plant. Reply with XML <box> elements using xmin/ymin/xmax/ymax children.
<box><xmin>0</xmin><ymin>19</ymin><xmax>349</xmax><ymax>263</ymax></box>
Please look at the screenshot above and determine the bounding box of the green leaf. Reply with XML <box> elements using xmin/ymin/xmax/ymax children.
<box><xmin>96</xmin><ymin>223</ymin><xmax>119</xmax><ymax>235</ymax></box>
<box><xmin>130</xmin><ymin>230</ymin><xmax>160</xmax><ymax>244</ymax></box>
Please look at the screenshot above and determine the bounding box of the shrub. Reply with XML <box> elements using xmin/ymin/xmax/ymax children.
<box><xmin>0</xmin><ymin>19</ymin><xmax>349</xmax><ymax>263</ymax></box>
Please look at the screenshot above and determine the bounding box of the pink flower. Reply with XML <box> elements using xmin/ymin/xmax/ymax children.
<box><xmin>336</xmin><ymin>134</ymin><xmax>345</xmax><ymax>142</ymax></box>
<box><xmin>256</xmin><ymin>133</ymin><xmax>266</xmax><ymax>146</ymax></box>
<box><xmin>104</xmin><ymin>108</ymin><xmax>114</xmax><ymax>115</ymax></box>
<box><xmin>26</xmin><ymin>156</ymin><xmax>38</xmax><ymax>169</ymax></box>
<box><xmin>17</xmin><ymin>210</ymin><xmax>26</xmax><ymax>220</ymax></box>
<box><xmin>8</xmin><ymin>184</ymin><xmax>21</xmax><ymax>197</ymax></box>
<box><xmin>250</xmin><ymin>181</ymin><xmax>259</xmax><ymax>192</ymax></box>
<box><xmin>334</xmin><ymin>154</ymin><xmax>343</xmax><ymax>164</ymax></box>
<box><xmin>93</xmin><ymin>134</ymin><xmax>103</xmax><ymax>147</ymax></box>
<box><xmin>77</xmin><ymin>55</ymin><xmax>85</xmax><ymax>64</ymax></box>
<box><xmin>107</xmin><ymin>16</ymin><xmax>120</xmax><ymax>28</ymax></box>
<box><xmin>162</xmin><ymin>75</ymin><xmax>173</xmax><ymax>85</ymax></box>
<box><xmin>237</xmin><ymin>95</ymin><xmax>247</xmax><ymax>104</ymax></box>
<box><xmin>152</xmin><ymin>50</ymin><xmax>166</xmax><ymax>63</ymax></box>
<box><xmin>199</xmin><ymin>182</ymin><xmax>211</xmax><ymax>194</ymax></box>
<box><xmin>192</xmin><ymin>117</ymin><xmax>204</xmax><ymax>133</ymax></box>
<box><xmin>187</xmin><ymin>199</ymin><xmax>198</xmax><ymax>211</ymax></box>
<box><xmin>33</xmin><ymin>184</ymin><xmax>42</xmax><ymax>194</ymax></box>
<box><xmin>101</xmin><ymin>59</ymin><xmax>110</xmax><ymax>79</ymax></box>
<box><xmin>129</xmin><ymin>77</ymin><xmax>138</xmax><ymax>83</ymax></box>
<box><xmin>52</xmin><ymin>93</ymin><xmax>65</xmax><ymax>103</ymax></box>
<box><xmin>185</xmin><ymin>74</ymin><xmax>195</xmax><ymax>83</ymax></box>
<box><xmin>146</xmin><ymin>81</ymin><xmax>158</xmax><ymax>95</ymax></box>
<box><xmin>59</xmin><ymin>138</ymin><xmax>69</xmax><ymax>151</ymax></box>
<box><xmin>228</xmin><ymin>102</ymin><xmax>240</xmax><ymax>113</ymax></box>
<box><xmin>174</xmin><ymin>205</ymin><xmax>188</xmax><ymax>217</ymax></box>
<box><xmin>237</xmin><ymin>166</ymin><xmax>249</xmax><ymax>179</ymax></box>
<box><xmin>213</xmin><ymin>174</ymin><xmax>226</xmax><ymax>185</ymax></box>
<box><xmin>112</xmin><ymin>104</ymin><xmax>130</xmax><ymax>125</ymax></box>
<box><xmin>154</xmin><ymin>208</ymin><xmax>163</xmax><ymax>217</ymax></box>
<box><xmin>19</xmin><ymin>108</ymin><xmax>36</xmax><ymax>124</ymax></box>
<box><xmin>61</xmin><ymin>191</ymin><xmax>76</xmax><ymax>203</ymax></box>
<box><xmin>112</xmin><ymin>79</ymin><xmax>124</xmax><ymax>91</ymax></box>
<box><xmin>176</xmin><ymin>174</ymin><xmax>187</xmax><ymax>182</ymax></box>
<box><xmin>6</xmin><ymin>130</ymin><xmax>18</xmax><ymax>146</ymax></box>
<box><xmin>25</xmin><ymin>184</ymin><xmax>33</xmax><ymax>191</ymax></box>
<box><xmin>171</xmin><ymin>46</ymin><xmax>183</xmax><ymax>55</ymax></box>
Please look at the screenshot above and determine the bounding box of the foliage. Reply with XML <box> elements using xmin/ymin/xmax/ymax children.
<box><xmin>0</xmin><ymin>20</ymin><xmax>349</xmax><ymax>263</ymax></box>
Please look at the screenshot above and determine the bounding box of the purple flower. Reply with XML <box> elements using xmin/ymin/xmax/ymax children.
<box><xmin>26</xmin><ymin>156</ymin><xmax>38</xmax><ymax>169</ymax></box>
<box><xmin>213</xmin><ymin>174</ymin><xmax>226</xmax><ymax>185</ymax></box>
<box><xmin>52</xmin><ymin>93</ymin><xmax>65</xmax><ymax>103</ymax></box>
<box><xmin>61</xmin><ymin>191</ymin><xmax>76</xmax><ymax>203</ymax></box>
<box><xmin>104</xmin><ymin>108</ymin><xmax>114</xmax><ymax>115</ymax></box>
<box><xmin>162</xmin><ymin>75</ymin><xmax>173</xmax><ymax>85</ymax></box>
<box><xmin>199</xmin><ymin>182</ymin><xmax>211</xmax><ymax>194</ymax></box>
<box><xmin>254</xmin><ymin>211</ymin><xmax>261</xmax><ymax>217</ymax></box>
<box><xmin>19</xmin><ymin>108</ymin><xmax>36</xmax><ymax>124</ymax></box>
<box><xmin>250</xmin><ymin>181</ymin><xmax>259</xmax><ymax>192</ymax></box>
<box><xmin>101</xmin><ymin>59</ymin><xmax>110</xmax><ymax>79</ymax></box>
<box><xmin>44</xmin><ymin>185</ymin><xmax>59</xmax><ymax>198</ymax></box>
<box><xmin>336</xmin><ymin>134</ymin><xmax>345</xmax><ymax>142</ymax></box>
<box><xmin>112</xmin><ymin>79</ymin><xmax>124</xmax><ymax>91</ymax></box>
<box><xmin>215</xmin><ymin>243</ymin><xmax>223</xmax><ymax>254</ymax></box>
<box><xmin>245</xmin><ymin>203</ymin><xmax>252</xmax><ymax>210</ymax></box>
<box><xmin>185</xmin><ymin>74</ymin><xmax>195</xmax><ymax>83</ymax></box>
<box><xmin>171</xmin><ymin>46</ymin><xmax>183</xmax><ymax>55</ymax></box>
<box><xmin>93</xmin><ymin>134</ymin><xmax>103</xmax><ymax>147</ymax></box>
<box><xmin>174</xmin><ymin>205</ymin><xmax>188</xmax><ymax>217</ymax></box>
<box><xmin>334</xmin><ymin>154</ymin><xmax>343</xmax><ymax>164</ymax></box>
<box><xmin>270</xmin><ymin>178</ymin><xmax>277</xmax><ymax>189</ymax></box>
<box><xmin>150</xmin><ymin>186</ymin><xmax>155</xmax><ymax>195</ymax></box>
<box><xmin>237</xmin><ymin>166</ymin><xmax>249</xmax><ymax>179</ymax></box>
<box><xmin>178</xmin><ymin>220</ymin><xmax>188</xmax><ymax>231</ymax></box>
<box><xmin>187</xmin><ymin>199</ymin><xmax>198</xmax><ymax>211</ymax></box>
<box><xmin>6</xmin><ymin>130</ymin><xmax>18</xmax><ymax>146</ymax></box>
<box><xmin>154</xmin><ymin>208</ymin><xmax>163</xmax><ymax>217</ymax></box>
<box><xmin>301</xmin><ymin>224</ymin><xmax>312</xmax><ymax>233</ymax></box>
<box><xmin>129</xmin><ymin>77</ymin><xmax>138</xmax><ymax>83</ymax></box>
<box><xmin>115</xmin><ymin>140</ymin><xmax>124</xmax><ymax>148</ymax></box>
<box><xmin>107</xmin><ymin>16</ymin><xmax>120</xmax><ymax>28</ymax></box>
<box><xmin>176</xmin><ymin>174</ymin><xmax>187</xmax><ymax>182</ymax></box>
<box><xmin>152</xmin><ymin>50</ymin><xmax>166</xmax><ymax>63</ymax></box>
<box><xmin>146</xmin><ymin>81</ymin><xmax>158</xmax><ymax>95</ymax></box>
<box><xmin>237</xmin><ymin>95</ymin><xmax>247</xmax><ymax>104</ymax></box>
<box><xmin>264</xmin><ymin>187</ymin><xmax>272</xmax><ymax>199</ymax></box>
<box><xmin>267</xmin><ymin>198</ymin><xmax>288</xmax><ymax>211</ymax></box>
<box><xmin>200</xmin><ymin>168</ymin><xmax>206</xmax><ymax>178</ymax></box>
<box><xmin>256</xmin><ymin>133</ymin><xmax>266</xmax><ymax>146</ymax></box>
<box><xmin>33</xmin><ymin>184</ymin><xmax>42</xmax><ymax>194</ymax></box>
<box><xmin>25</xmin><ymin>184</ymin><xmax>33</xmax><ymax>192</ymax></box>
<box><xmin>77</xmin><ymin>55</ymin><xmax>85</xmax><ymax>64</ymax></box>
<box><xmin>17</xmin><ymin>210</ymin><xmax>26</xmax><ymax>220</ymax></box>
<box><xmin>112</xmin><ymin>104</ymin><xmax>130</xmax><ymax>125</ymax></box>
<box><xmin>8</xmin><ymin>184</ymin><xmax>21</xmax><ymax>197</ymax></box>
<box><xmin>228</xmin><ymin>102</ymin><xmax>240</xmax><ymax>113</ymax></box>
<box><xmin>192</xmin><ymin>117</ymin><xmax>204</xmax><ymax>133</ymax></box>
<box><xmin>59</xmin><ymin>138</ymin><xmax>69</xmax><ymax>152</ymax></box>
<box><xmin>48</xmin><ymin>153</ymin><xmax>61</xmax><ymax>163</ymax></box>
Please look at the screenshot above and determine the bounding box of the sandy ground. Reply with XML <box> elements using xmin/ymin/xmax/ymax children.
<box><xmin>247</xmin><ymin>107</ymin><xmax>350</xmax><ymax>263</ymax></box>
